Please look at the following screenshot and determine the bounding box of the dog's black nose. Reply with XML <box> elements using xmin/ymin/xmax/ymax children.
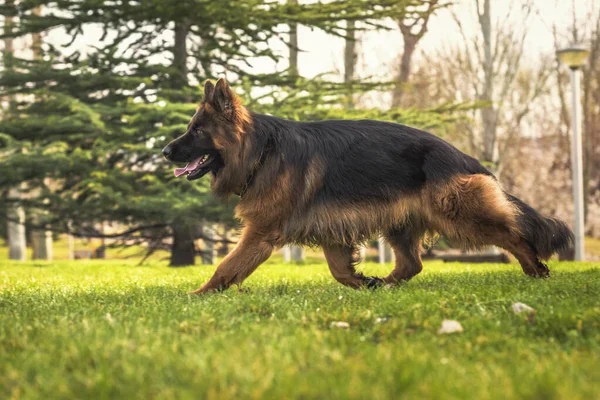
<box><xmin>162</xmin><ymin>145</ymin><xmax>173</xmax><ymax>158</ymax></box>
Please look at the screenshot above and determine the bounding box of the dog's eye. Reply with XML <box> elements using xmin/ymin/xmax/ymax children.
<box><xmin>195</xmin><ymin>128</ymin><xmax>203</xmax><ymax>135</ymax></box>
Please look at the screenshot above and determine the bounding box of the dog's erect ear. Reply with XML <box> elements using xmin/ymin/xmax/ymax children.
<box><xmin>213</xmin><ymin>77</ymin><xmax>236</xmax><ymax>118</ymax></box>
<box><xmin>203</xmin><ymin>80</ymin><xmax>215</xmax><ymax>104</ymax></box>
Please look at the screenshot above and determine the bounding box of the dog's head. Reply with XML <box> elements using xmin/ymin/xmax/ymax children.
<box><xmin>162</xmin><ymin>78</ymin><xmax>249</xmax><ymax>182</ymax></box>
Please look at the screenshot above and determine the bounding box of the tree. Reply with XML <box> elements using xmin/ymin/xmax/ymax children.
<box><xmin>582</xmin><ymin>13</ymin><xmax>600</xmax><ymax>228</ymax></box>
<box><xmin>391</xmin><ymin>0</ymin><xmax>444</xmax><ymax>108</ymax></box>
<box><xmin>2</xmin><ymin>0</ymin><xmax>284</xmax><ymax>265</ymax></box>
<box><xmin>431</xmin><ymin>0</ymin><xmax>550</xmax><ymax>174</ymax></box>
<box><xmin>2</xmin><ymin>0</ymin><xmax>27</xmax><ymax>261</ymax></box>
<box><xmin>344</xmin><ymin>19</ymin><xmax>357</xmax><ymax>108</ymax></box>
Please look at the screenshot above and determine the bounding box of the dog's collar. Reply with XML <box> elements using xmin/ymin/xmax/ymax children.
<box><xmin>239</xmin><ymin>172</ymin><xmax>255</xmax><ymax>199</ymax></box>
<box><xmin>238</xmin><ymin>138</ymin><xmax>273</xmax><ymax>199</ymax></box>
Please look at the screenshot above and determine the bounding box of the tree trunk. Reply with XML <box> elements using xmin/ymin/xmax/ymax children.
<box><xmin>378</xmin><ymin>237</ymin><xmax>393</xmax><ymax>263</ymax></box>
<box><xmin>582</xmin><ymin>13</ymin><xmax>600</xmax><ymax>223</ymax></box>
<box><xmin>170</xmin><ymin>224</ymin><xmax>196</xmax><ymax>266</ymax></box>
<box><xmin>201</xmin><ymin>223</ymin><xmax>215</xmax><ymax>265</ymax></box>
<box><xmin>31</xmin><ymin>213</ymin><xmax>52</xmax><ymax>261</ymax></box>
<box><xmin>7</xmin><ymin>189</ymin><xmax>26</xmax><ymax>261</ymax></box>
<box><xmin>31</xmin><ymin>7</ymin><xmax>42</xmax><ymax>55</ymax></box>
<box><xmin>290</xmin><ymin>246</ymin><xmax>304</xmax><ymax>261</ymax></box>
<box><xmin>478</xmin><ymin>0</ymin><xmax>497</xmax><ymax>166</ymax></box>
<box><xmin>344</xmin><ymin>19</ymin><xmax>357</xmax><ymax>108</ymax></box>
<box><xmin>30</xmin><ymin>7</ymin><xmax>53</xmax><ymax>261</ymax></box>
<box><xmin>288</xmin><ymin>0</ymin><xmax>299</xmax><ymax>77</ymax></box>
<box><xmin>168</xmin><ymin>18</ymin><xmax>196</xmax><ymax>267</ymax></box>
<box><xmin>391</xmin><ymin>0</ymin><xmax>438</xmax><ymax>108</ymax></box>
<box><xmin>479</xmin><ymin>0</ymin><xmax>500</xmax><ymax>257</ymax></box>
<box><xmin>284</xmin><ymin>0</ymin><xmax>304</xmax><ymax>261</ymax></box>
<box><xmin>219</xmin><ymin>226</ymin><xmax>230</xmax><ymax>256</ymax></box>
<box><xmin>68</xmin><ymin>229</ymin><xmax>74</xmax><ymax>260</ymax></box>
<box><xmin>7</xmin><ymin>213</ymin><xmax>26</xmax><ymax>261</ymax></box>
<box><xmin>282</xmin><ymin>245</ymin><xmax>304</xmax><ymax>262</ymax></box>
<box><xmin>359</xmin><ymin>245</ymin><xmax>367</xmax><ymax>261</ymax></box>
<box><xmin>31</xmin><ymin>229</ymin><xmax>52</xmax><ymax>261</ymax></box>
<box><xmin>282</xmin><ymin>245</ymin><xmax>291</xmax><ymax>262</ymax></box>
<box><xmin>3</xmin><ymin>2</ymin><xmax>14</xmax><ymax>74</ymax></box>
<box><xmin>173</xmin><ymin>20</ymin><xmax>189</xmax><ymax>90</ymax></box>
<box><xmin>391</xmin><ymin>36</ymin><xmax>417</xmax><ymax>108</ymax></box>
<box><xmin>4</xmin><ymin>9</ymin><xmax>25</xmax><ymax>261</ymax></box>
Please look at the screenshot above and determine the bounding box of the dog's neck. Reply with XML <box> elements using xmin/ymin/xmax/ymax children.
<box><xmin>211</xmin><ymin>111</ymin><xmax>278</xmax><ymax>198</ymax></box>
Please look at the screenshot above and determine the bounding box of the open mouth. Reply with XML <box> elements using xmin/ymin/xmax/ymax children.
<box><xmin>174</xmin><ymin>154</ymin><xmax>214</xmax><ymax>180</ymax></box>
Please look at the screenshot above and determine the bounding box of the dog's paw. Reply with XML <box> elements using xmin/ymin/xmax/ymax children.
<box><xmin>524</xmin><ymin>261</ymin><xmax>550</xmax><ymax>279</ymax></box>
<box><xmin>188</xmin><ymin>284</ymin><xmax>217</xmax><ymax>295</ymax></box>
<box><xmin>188</xmin><ymin>288</ymin><xmax>209</xmax><ymax>296</ymax></box>
<box><xmin>363</xmin><ymin>276</ymin><xmax>385</xmax><ymax>289</ymax></box>
<box><xmin>189</xmin><ymin>281</ymin><xmax>236</xmax><ymax>295</ymax></box>
<box><xmin>535</xmin><ymin>261</ymin><xmax>550</xmax><ymax>278</ymax></box>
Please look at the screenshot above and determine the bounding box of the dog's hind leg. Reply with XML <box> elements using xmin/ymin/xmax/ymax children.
<box><xmin>383</xmin><ymin>223</ymin><xmax>424</xmax><ymax>285</ymax></box>
<box><xmin>428</xmin><ymin>174</ymin><xmax>552</xmax><ymax>278</ymax></box>
<box><xmin>191</xmin><ymin>226</ymin><xmax>274</xmax><ymax>294</ymax></box>
<box><xmin>323</xmin><ymin>244</ymin><xmax>384</xmax><ymax>289</ymax></box>
<box><xmin>489</xmin><ymin>232</ymin><xmax>550</xmax><ymax>278</ymax></box>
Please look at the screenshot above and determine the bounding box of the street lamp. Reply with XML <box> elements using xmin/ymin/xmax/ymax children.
<box><xmin>557</xmin><ymin>45</ymin><xmax>590</xmax><ymax>261</ymax></box>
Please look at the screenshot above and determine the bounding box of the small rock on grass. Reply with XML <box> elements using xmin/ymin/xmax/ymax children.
<box><xmin>512</xmin><ymin>302</ymin><xmax>536</xmax><ymax>323</ymax></box>
<box><xmin>331</xmin><ymin>321</ymin><xmax>350</xmax><ymax>329</ymax></box>
<box><xmin>437</xmin><ymin>320</ymin><xmax>463</xmax><ymax>334</ymax></box>
<box><xmin>512</xmin><ymin>302</ymin><xmax>535</xmax><ymax>314</ymax></box>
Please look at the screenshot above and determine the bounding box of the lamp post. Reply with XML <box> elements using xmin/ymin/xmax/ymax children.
<box><xmin>557</xmin><ymin>45</ymin><xmax>590</xmax><ymax>261</ymax></box>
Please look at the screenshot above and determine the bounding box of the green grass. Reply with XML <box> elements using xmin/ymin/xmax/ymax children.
<box><xmin>0</xmin><ymin>258</ymin><xmax>599</xmax><ymax>400</ymax></box>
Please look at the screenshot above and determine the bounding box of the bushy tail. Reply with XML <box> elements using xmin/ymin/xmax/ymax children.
<box><xmin>506</xmin><ymin>194</ymin><xmax>574</xmax><ymax>260</ymax></box>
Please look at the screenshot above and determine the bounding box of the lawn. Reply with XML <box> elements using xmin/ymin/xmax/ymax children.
<box><xmin>0</xmin><ymin>258</ymin><xmax>599</xmax><ymax>399</ymax></box>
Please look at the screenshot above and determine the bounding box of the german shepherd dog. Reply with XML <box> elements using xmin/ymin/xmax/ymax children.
<box><xmin>162</xmin><ymin>78</ymin><xmax>573</xmax><ymax>294</ymax></box>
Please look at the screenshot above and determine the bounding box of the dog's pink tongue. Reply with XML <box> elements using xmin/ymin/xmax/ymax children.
<box><xmin>173</xmin><ymin>157</ymin><xmax>203</xmax><ymax>177</ymax></box>
<box><xmin>174</xmin><ymin>166</ymin><xmax>188</xmax><ymax>177</ymax></box>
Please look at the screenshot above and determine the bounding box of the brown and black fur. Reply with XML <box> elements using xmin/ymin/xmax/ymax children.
<box><xmin>162</xmin><ymin>78</ymin><xmax>574</xmax><ymax>294</ymax></box>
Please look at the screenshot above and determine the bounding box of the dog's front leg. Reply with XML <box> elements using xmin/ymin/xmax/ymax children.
<box><xmin>191</xmin><ymin>227</ymin><xmax>274</xmax><ymax>294</ymax></box>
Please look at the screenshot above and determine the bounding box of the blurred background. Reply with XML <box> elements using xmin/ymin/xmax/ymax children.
<box><xmin>1</xmin><ymin>0</ymin><xmax>599</xmax><ymax>266</ymax></box>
